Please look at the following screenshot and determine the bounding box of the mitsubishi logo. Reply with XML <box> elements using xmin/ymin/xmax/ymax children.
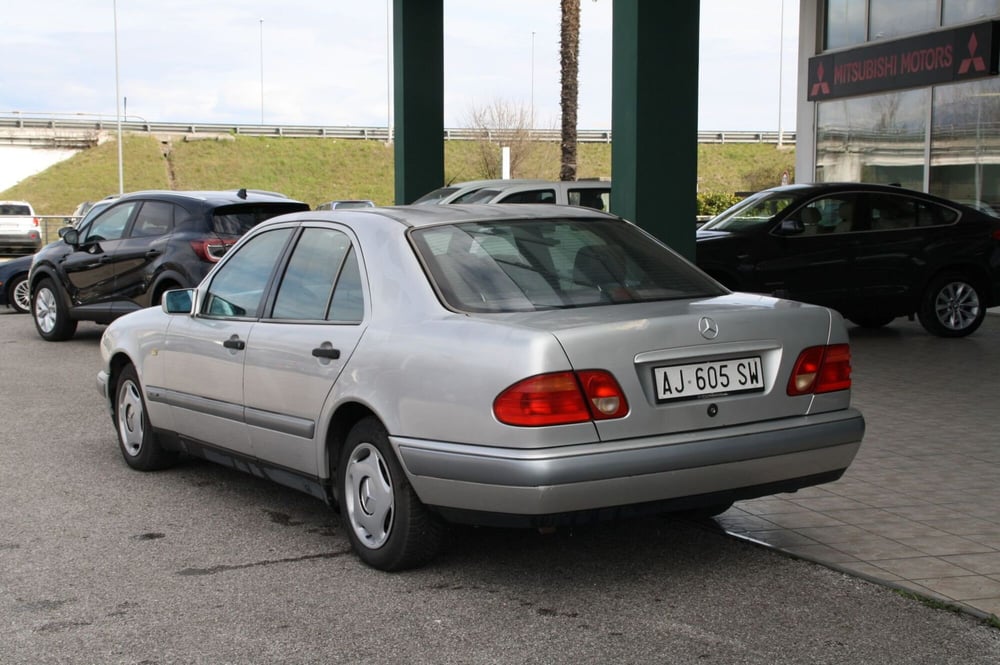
<box><xmin>810</xmin><ymin>62</ymin><xmax>831</xmax><ymax>97</ymax></box>
<box><xmin>698</xmin><ymin>317</ymin><xmax>719</xmax><ymax>340</ymax></box>
<box><xmin>958</xmin><ymin>32</ymin><xmax>987</xmax><ymax>74</ymax></box>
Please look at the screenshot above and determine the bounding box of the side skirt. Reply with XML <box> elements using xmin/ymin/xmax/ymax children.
<box><xmin>153</xmin><ymin>428</ymin><xmax>333</xmax><ymax>504</ymax></box>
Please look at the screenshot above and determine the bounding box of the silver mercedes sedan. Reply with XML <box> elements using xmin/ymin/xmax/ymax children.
<box><xmin>97</xmin><ymin>204</ymin><xmax>865</xmax><ymax>571</ymax></box>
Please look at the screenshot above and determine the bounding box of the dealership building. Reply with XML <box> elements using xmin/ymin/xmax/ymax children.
<box><xmin>796</xmin><ymin>1</ymin><xmax>1000</xmax><ymax>211</ymax></box>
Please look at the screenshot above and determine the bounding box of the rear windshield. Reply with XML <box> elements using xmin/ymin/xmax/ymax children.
<box><xmin>413</xmin><ymin>187</ymin><xmax>460</xmax><ymax>205</ymax></box>
<box><xmin>411</xmin><ymin>217</ymin><xmax>723</xmax><ymax>313</ymax></box>
<box><xmin>212</xmin><ymin>202</ymin><xmax>309</xmax><ymax>235</ymax></box>
<box><xmin>0</xmin><ymin>204</ymin><xmax>32</xmax><ymax>215</ymax></box>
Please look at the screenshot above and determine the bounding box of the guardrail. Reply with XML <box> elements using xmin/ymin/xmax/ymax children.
<box><xmin>0</xmin><ymin>115</ymin><xmax>794</xmax><ymax>145</ymax></box>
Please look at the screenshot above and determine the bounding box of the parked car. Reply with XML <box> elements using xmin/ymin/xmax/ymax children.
<box><xmin>414</xmin><ymin>179</ymin><xmax>611</xmax><ymax>211</ymax></box>
<box><xmin>0</xmin><ymin>200</ymin><xmax>41</xmax><ymax>254</ymax></box>
<box><xmin>97</xmin><ymin>203</ymin><xmax>865</xmax><ymax>571</ymax></box>
<box><xmin>315</xmin><ymin>199</ymin><xmax>375</xmax><ymax>210</ymax></box>
<box><xmin>29</xmin><ymin>189</ymin><xmax>308</xmax><ymax>341</ymax></box>
<box><xmin>0</xmin><ymin>254</ymin><xmax>33</xmax><ymax>313</ymax></box>
<box><xmin>412</xmin><ymin>179</ymin><xmax>547</xmax><ymax>205</ymax></box>
<box><xmin>696</xmin><ymin>183</ymin><xmax>1000</xmax><ymax>337</ymax></box>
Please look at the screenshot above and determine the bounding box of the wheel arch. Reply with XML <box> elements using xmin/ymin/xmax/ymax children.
<box><xmin>106</xmin><ymin>351</ymin><xmax>138</xmax><ymax>403</ymax></box>
<box><xmin>919</xmin><ymin>262</ymin><xmax>994</xmax><ymax>307</ymax></box>
<box><xmin>322</xmin><ymin>401</ymin><xmax>380</xmax><ymax>490</ymax></box>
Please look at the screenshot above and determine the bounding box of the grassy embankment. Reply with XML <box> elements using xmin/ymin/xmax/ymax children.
<box><xmin>3</xmin><ymin>133</ymin><xmax>795</xmax><ymax>216</ymax></box>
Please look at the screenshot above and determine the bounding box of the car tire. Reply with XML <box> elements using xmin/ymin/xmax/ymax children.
<box><xmin>7</xmin><ymin>273</ymin><xmax>30</xmax><ymax>313</ymax></box>
<box><xmin>917</xmin><ymin>273</ymin><xmax>986</xmax><ymax>338</ymax></box>
<box><xmin>338</xmin><ymin>417</ymin><xmax>446</xmax><ymax>571</ymax></box>
<box><xmin>114</xmin><ymin>364</ymin><xmax>178</xmax><ymax>471</ymax></box>
<box><xmin>32</xmin><ymin>277</ymin><xmax>78</xmax><ymax>341</ymax></box>
<box><xmin>848</xmin><ymin>313</ymin><xmax>895</xmax><ymax>329</ymax></box>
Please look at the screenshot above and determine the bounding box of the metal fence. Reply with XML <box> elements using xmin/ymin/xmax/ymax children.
<box><xmin>0</xmin><ymin>115</ymin><xmax>794</xmax><ymax>146</ymax></box>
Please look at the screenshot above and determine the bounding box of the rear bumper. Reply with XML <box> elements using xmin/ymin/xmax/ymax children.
<box><xmin>393</xmin><ymin>409</ymin><xmax>864</xmax><ymax>524</ymax></box>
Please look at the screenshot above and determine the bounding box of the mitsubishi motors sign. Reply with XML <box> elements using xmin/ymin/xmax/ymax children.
<box><xmin>808</xmin><ymin>20</ymin><xmax>1000</xmax><ymax>101</ymax></box>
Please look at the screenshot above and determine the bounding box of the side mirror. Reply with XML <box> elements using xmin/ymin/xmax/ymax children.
<box><xmin>61</xmin><ymin>228</ymin><xmax>80</xmax><ymax>245</ymax></box>
<box><xmin>778</xmin><ymin>218</ymin><xmax>804</xmax><ymax>235</ymax></box>
<box><xmin>162</xmin><ymin>288</ymin><xmax>195</xmax><ymax>314</ymax></box>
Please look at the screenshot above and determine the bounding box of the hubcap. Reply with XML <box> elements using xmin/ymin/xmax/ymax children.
<box><xmin>344</xmin><ymin>442</ymin><xmax>394</xmax><ymax>549</ymax></box>
<box><xmin>13</xmin><ymin>279</ymin><xmax>30</xmax><ymax>312</ymax></box>
<box><xmin>117</xmin><ymin>379</ymin><xmax>145</xmax><ymax>457</ymax></box>
<box><xmin>34</xmin><ymin>287</ymin><xmax>58</xmax><ymax>333</ymax></box>
<box><xmin>934</xmin><ymin>281</ymin><xmax>980</xmax><ymax>331</ymax></box>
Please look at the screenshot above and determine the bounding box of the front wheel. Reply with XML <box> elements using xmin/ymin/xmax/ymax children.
<box><xmin>917</xmin><ymin>274</ymin><xmax>986</xmax><ymax>337</ymax></box>
<box><xmin>338</xmin><ymin>417</ymin><xmax>445</xmax><ymax>571</ymax></box>
<box><xmin>114</xmin><ymin>364</ymin><xmax>178</xmax><ymax>471</ymax></box>
<box><xmin>7</xmin><ymin>273</ymin><xmax>30</xmax><ymax>313</ymax></box>
<box><xmin>32</xmin><ymin>277</ymin><xmax>77</xmax><ymax>341</ymax></box>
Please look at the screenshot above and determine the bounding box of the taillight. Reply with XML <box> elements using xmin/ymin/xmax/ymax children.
<box><xmin>493</xmin><ymin>370</ymin><xmax>628</xmax><ymax>427</ymax></box>
<box><xmin>787</xmin><ymin>344</ymin><xmax>852</xmax><ymax>396</ymax></box>
<box><xmin>190</xmin><ymin>238</ymin><xmax>238</xmax><ymax>263</ymax></box>
<box><xmin>32</xmin><ymin>217</ymin><xmax>40</xmax><ymax>228</ymax></box>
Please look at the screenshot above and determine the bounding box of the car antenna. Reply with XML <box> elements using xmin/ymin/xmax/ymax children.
<box><xmin>237</xmin><ymin>188</ymin><xmax>248</xmax><ymax>199</ymax></box>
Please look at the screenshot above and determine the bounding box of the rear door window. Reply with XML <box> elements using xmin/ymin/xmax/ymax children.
<box><xmin>271</xmin><ymin>228</ymin><xmax>362</xmax><ymax>322</ymax></box>
<box><xmin>129</xmin><ymin>201</ymin><xmax>177</xmax><ymax>238</ymax></box>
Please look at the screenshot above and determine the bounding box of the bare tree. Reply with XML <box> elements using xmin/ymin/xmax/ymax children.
<box><xmin>559</xmin><ymin>0</ymin><xmax>580</xmax><ymax>181</ymax></box>
<box><xmin>465</xmin><ymin>99</ymin><xmax>538</xmax><ymax>179</ymax></box>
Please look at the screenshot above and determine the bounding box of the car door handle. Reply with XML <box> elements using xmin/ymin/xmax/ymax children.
<box><xmin>145</xmin><ymin>249</ymin><xmax>161</xmax><ymax>258</ymax></box>
<box><xmin>98</xmin><ymin>254</ymin><xmax>113</xmax><ymax>264</ymax></box>
<box><xmin>223</xmin><ymin>337</ymin><xmax>246</xmax><ymax>350</ymax></box>
<box><xmin>311</xmin><ymin>347</ymin><xmax>341</xmax><ymax>360</ymax></box>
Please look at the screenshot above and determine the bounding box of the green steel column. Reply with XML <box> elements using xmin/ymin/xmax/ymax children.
<box><xmin>393</xmin><ymin>0</ymin><xmax>444</xmax><ymax>204</ymax></box>
<box><xmin>611</xmin><ymin>0</ymin><xmax>700</xmax><ymax>259</ymax></box>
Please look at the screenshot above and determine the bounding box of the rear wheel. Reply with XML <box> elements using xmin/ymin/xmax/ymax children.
<box><xmin>32</xmin><ymin>278</ymin><xmax>77</xmax><ymax>341</ymax></box>
<box><xmin>7</xmin><ymin>274</ymin><xmax>30</xmax><ymax>313</ymax></box>
<box><xmin>115</xmin><ymin>364</ymin><xmax>178</xmax><ymax>471</ymax></box>
<box><xmin>917</xmin><ymin>273</ymin><xmax>985</xmax><ymax>337</ymax></box>
<box><xmin>338</xmin><ymin>417</ymin><xmax>446</xmax><ymax>571</ymax></box>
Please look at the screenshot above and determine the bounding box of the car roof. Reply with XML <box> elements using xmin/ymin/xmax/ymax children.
<box><xmin>767</xmin><ymin>181</ymin><xmax>952</xmax><ymax>198</ymax></box>
<box><xmin>112</xmin><ymin>189</ymin><xmax>301</xmax><ymax>207</ymax></box>
<box><xmin>268</xmin><ymin>203</ymin><xmax>618</xmax><ymax>230</ymax></box>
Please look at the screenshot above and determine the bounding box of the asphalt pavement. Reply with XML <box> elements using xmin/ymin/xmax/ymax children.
<box><xmin>1</xmin><ymin>308</ymin><xmax>999</xmax><ymax>664</ymax></box>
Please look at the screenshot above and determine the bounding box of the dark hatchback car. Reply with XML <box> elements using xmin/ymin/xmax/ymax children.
<box><xmin>696</xmin><ymin>183</ymin><xmax>1000</xmax><ymax>337</ymax></box>
<box><xmin>29</xmin><ymin>189</ymin><xmax>309</xmax><ymax>341</ymax></box>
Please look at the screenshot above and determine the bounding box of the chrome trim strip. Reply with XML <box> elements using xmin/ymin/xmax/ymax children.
<box><xmin>146</xmin><ymin>385</ymin><xmax>315</xmax><ymax>439</ymax></box>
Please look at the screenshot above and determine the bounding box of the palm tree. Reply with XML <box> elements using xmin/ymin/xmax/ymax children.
<box><xmin>559</xmin><ymin>0</ymin><xmax>580</xmax><ymax>181</ymax></box>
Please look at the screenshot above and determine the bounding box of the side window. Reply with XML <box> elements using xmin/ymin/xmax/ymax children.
<box><xmin>870</xmin><ymin>195</ymin><xmax>918</xmax><ymax>231</ymax></box>
<box><xmin>797</xmin><ymin>196</ymin><xmax>857</xmax><ymax>235</ymax></box>
<box><xmin>83</xmin><ymin>202</ymin><xmax>139</xmax><ymax>243</ymax></box>
<box><xmin>272</xmin><ymin>228</ymin><xmax>352</xmax><ymax>321</ymax></box>
<box><xmin>500</xmin><ymin>189</ymin><xmax>556</xmax><ymax>204</ymax></box>
<box><xmin>328</xmin><ymin>247</ymin><xmax>364</xmax><ymax>323</ymax></box>
<box><xmin>569</xmin><ymin>189</ymin><xmax>609</xmax><ymax>211</ymax></box>
<box><xmin>203</xmin><ymin>228</ymin><xmax>293</xmax><ymax>319</ymax></box>
<box><xmin>129</xmin><ymin>201</ymin><xmax>177</xmax><ymax>238</ymax></box>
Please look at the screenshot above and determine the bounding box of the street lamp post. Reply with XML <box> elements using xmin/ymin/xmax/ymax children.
<box><xmin>259</xmin><ymin>19</ymin><xmax>264</xmax><ymax>125</ymax></box>
<box><xmin>113</xmin><ymin>0</ymin><xmax>124</xmax><ymax>195</ymax></box>
<box><xmin>530</xmin><ymin>31</ymin><xmax>536</xmax><ymax>126</ymax></box>
<box><xmin>777</xmin><ymin>0</ymin><xmax>785</xmax><ymax>148</ymax></box>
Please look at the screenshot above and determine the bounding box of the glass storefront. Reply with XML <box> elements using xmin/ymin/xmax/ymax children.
<box><xmin>930</xmin><ymin>78</ymin><xmax>1000</xmax><ymax>213</ymax></box>
<box><xmin>814</xmin><ymin>1</ymin><xmax>1000</xmax><ymax>212</ymax></box>
<box><xmin>943</xmin><ymin>0</ymin><xmax>1000</xmax><ymax>25</ymax></box>
<box><xmin>816</xmin><ymin>89</ymin><xmax>928</xmax><ymax>190</ymax></box>
<box><xmin>869</xmin><ymin>0</ymin><xmax>939</xmax><ymax>40</ymax></box>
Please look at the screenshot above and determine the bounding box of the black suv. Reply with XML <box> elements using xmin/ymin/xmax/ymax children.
<box><xmin>29</xmin><ymin>190</ymin><xmax>309</xmax><ymax>341</ymax></box>
<box><xmin>696</xmin><ymin>183</ymin><xmax>1000</xmax><ymax>337</ymax></box>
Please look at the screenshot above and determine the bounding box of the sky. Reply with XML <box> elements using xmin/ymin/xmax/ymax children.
<box><xmin>0</xmin><ymin>1</ymin><xmax>799</xmax><ymax>132</ymax></box>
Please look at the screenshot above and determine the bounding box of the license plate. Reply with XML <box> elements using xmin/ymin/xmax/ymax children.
<box><xmin>653</xmin><ymin>356</ymin><xmax>764</xmax><ymax>402</ymax></box>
